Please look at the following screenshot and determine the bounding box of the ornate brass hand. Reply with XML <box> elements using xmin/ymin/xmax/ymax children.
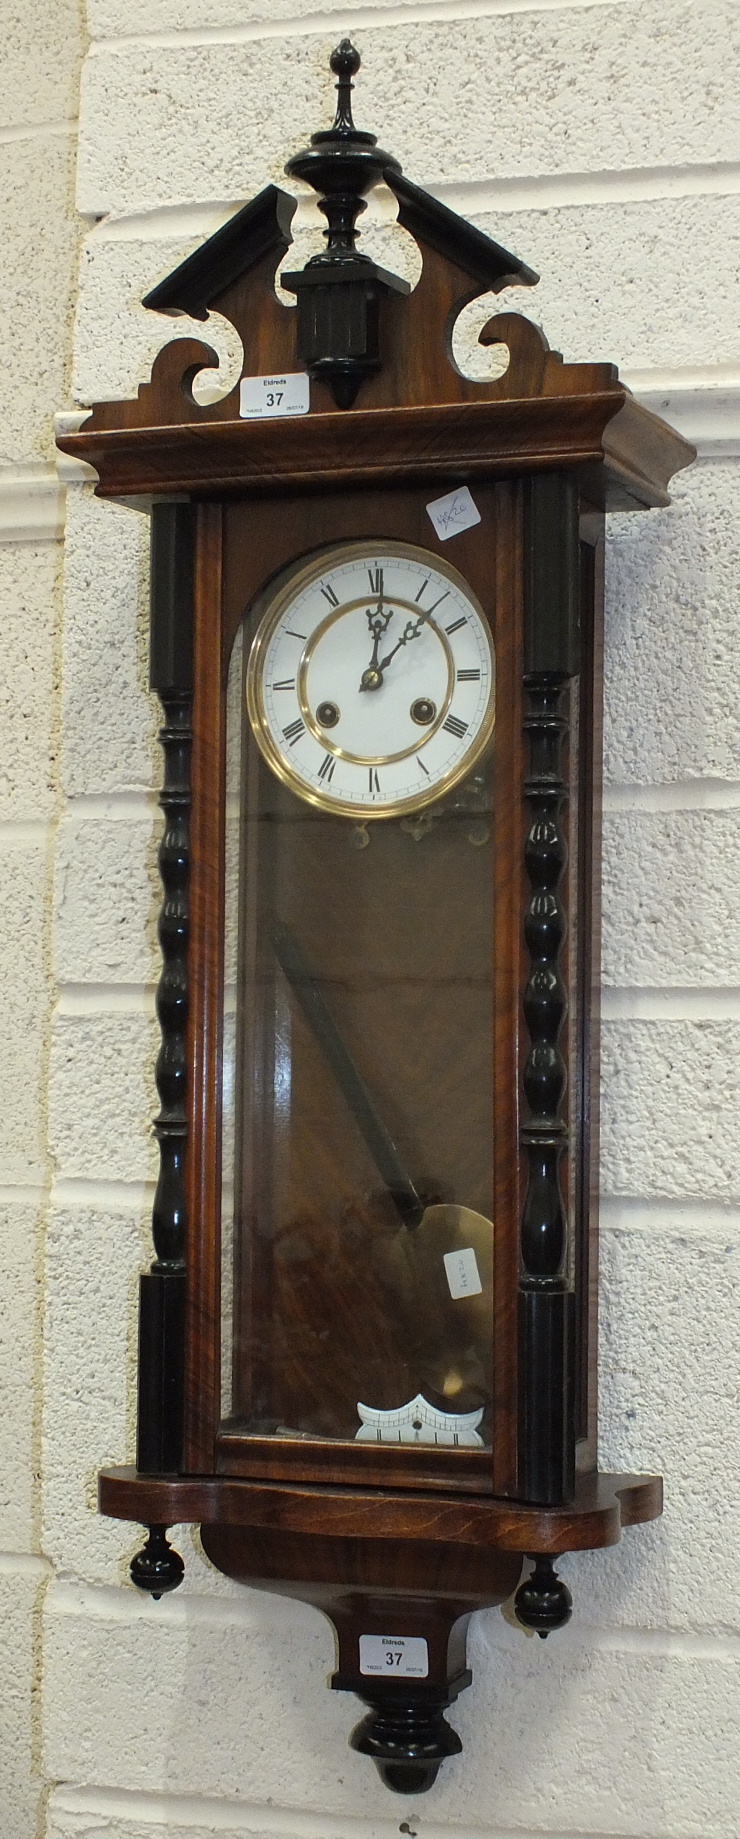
<box><xmin>360</xmin><ymin>607</ymin><xmax>426</xmax><ymax>691</ymax></box>
<box><xmin>376</xmin><ymin>613</ymin><xmax>426</xmax><ymax>673</ymax></box>
<box><xmin>360</xmin><ymin>598</ymin><xmax>393</xmax><ymax>691</ymax></box>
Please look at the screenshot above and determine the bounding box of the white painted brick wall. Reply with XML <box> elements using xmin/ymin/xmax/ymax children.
<box><xmin>0</xmin><ymin>0</ymin><xmax>737</xmax><ymax>1834</ymax></box>
<box><xmin>0</xmin><ymin>548</ymin><xmax>60</xmax><ymax>811</ymax></box>
<box><xmin>60</xmin><ymin>492</ymin><xmax>154</xmax><ymax>795</ymax></box>
<box><xmin>75</xmin><ymin>3</ymin><xmax>739</xmax><ymax>215</ymax></box>
<box><xmin>0</xmin><ymin>4</ymin><xmax>82</xmax><ymax>1832</ymax></box>
<box><xmin>0</xmin><ymin>137</ymin><xmax>80</xmax><ymax>468</ymax></box>
<box><xmin>604</xmin><ymin>462</ymin><xmax>740</xmax><ymax>785</ymax></box>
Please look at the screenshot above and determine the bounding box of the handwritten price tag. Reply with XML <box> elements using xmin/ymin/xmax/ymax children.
<box><xmin>426</xmin><ymin>485</ymin><xmax>481</xmax><ymax>542</ymax></box>
<box><xmin>444</xmin><ymin>1247</ymin><xmax>483</xmax><ymax>1299</ymax></box>
<box><xmin>359</xmin><ymin>1635</ymin><xmax>429</xmax><ymax>1678</ymax></box>
<box><xmin>239</xmin><ymin>372</ymin><xmax>310</xmax><ymax>419</ymax></box>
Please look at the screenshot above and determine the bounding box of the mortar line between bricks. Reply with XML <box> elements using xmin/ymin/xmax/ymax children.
<box><xmin>87</xmin><ymin>170</ymin><xmax>740</xmax><ymax>240</ymax></box>
<box><xmin>0</xmin><ymin>1551</ymin><xmax>53</xmax><ymax>1577</ymax></box>
<box><xmin>62</xmin><ymin>781</ymin><xmax>740</xmax><ymax>817</ymax></box>
<box><xmin>47</xmin><ymin>1176</ymin><xmax>738</xmax><ymax>1235</ymax></box>
<box><xmin>599</xmin><ymin>1199</ymin><xmax>739</xmax><ymax>1239</ymax></box>
<box><xmin>63</xmin><ymin>791</ymin><xmax>158</xmax><ymax>818</ymax></box>
<box><xmin>0</xmin><ymin>819</ymin><xmax>54</xmax><ymax>841</ymax></box>
<box><xmin>45</xmin><ymin>1573</ymin><xmax>740</xmax><ymax>1652</ymax></box>
<box><xmin>0</xmin><ymin>118</ymin><xmax>77</xmax><ymax>144</ymax></box>
<box><xmin>45</xmin><ymin>1576</ymin><xmax>318</xmax><ymax>1631</ymax></box>
<box><xmin>55</xmin><ymin>983</ymin><xmax>740</xmax><ymax>1020</ymax></box>
<box><xmin>0</xmin><ymin>461</ymin><xmax>61</xmax><ymax>483</ymax></box>
<box><xmin>90</xmin><ymin>0</ymin><xmax>635</xmax><ymax>55</ymax></box>
<box><xmin>600</xmin><ymin>989</ymin><xmax>740</xmax><ymax>1021</ymax></box>
<box><xmin>438</xmin><ymin>160</ymin><xmax>740</xmax><ymax>210</ymax></box>
<box><xmin>602</xmin><ymin>781</ymin><xmax>740</xmax><ymax>812</ymax></box>
<box><xmin>43</xmin><ymin>1772</ymin><xmax>740</xmax><ymax>1839</ymax></box>
<box><xmin>0</xmin><ymin>1182</ymin><xmax>46</xmax><ymax>1203</ymax></box>
<box><xmin>57</xmin><ymin>984</ymin><xmax>156</xmax><ymax>1014</ymax></box>
<box><xmin>51</xmin><ymin>1176</ymin><xmax>153</xmax><ymax>1209</ymax></box>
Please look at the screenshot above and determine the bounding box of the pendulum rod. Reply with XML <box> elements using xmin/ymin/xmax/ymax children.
<box><xmin>270</xmin><ymin>918</ymin><xmax>425</xmax><ymax>1226</ymax></box>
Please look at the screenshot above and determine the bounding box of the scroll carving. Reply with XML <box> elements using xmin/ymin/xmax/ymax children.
<box><xmin>477</xmin><ymin>313</ymin><xmax>618</xmax><ymax>400</ymax></box>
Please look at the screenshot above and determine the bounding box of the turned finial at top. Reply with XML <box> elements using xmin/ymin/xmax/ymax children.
<box><xmin>329</xmin><ymin>39</ymin><xmax>362</xmax><ymax>136</ymax></box>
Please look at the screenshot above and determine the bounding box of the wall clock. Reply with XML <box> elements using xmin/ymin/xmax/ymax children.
<box><xmin>57</xmin><ymin>40</ymin><xmax>694</xmax><ymax>1795</ymax></box>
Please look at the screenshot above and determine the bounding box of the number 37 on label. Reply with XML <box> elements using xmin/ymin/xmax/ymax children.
<box><xmin>358</xmin><ymin>1634</ymin><xmax>429</xmax><ymax>1678</ymax></box>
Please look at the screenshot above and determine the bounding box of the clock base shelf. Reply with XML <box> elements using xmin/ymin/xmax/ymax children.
<box><xmin>100</xmin><ymin>1467</ymin><xmax>659</xmax><ymax>1792</ymax></box>
<box><xmin>99</xmin><ymin>1465</ymin><xmax>662</xmax><ymax>1554</ymax></box>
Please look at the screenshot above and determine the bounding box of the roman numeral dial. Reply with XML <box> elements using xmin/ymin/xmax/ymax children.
<box><xmin>246</xmin><ymin>540</ymin><xmax>495</xmax><ymax>819</ymax></box>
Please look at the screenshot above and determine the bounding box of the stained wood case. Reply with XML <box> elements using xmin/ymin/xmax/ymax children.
<box><xmin>55</xmin><ymin>38</ymin><xmax>693</xmax><ymax>1786</ymax></box>
<box><xmin>182</xmin><ymin>480</ymin><xmax>600</xmax><ymax>1501</ymax></box>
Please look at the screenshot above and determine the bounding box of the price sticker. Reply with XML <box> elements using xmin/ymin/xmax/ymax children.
<box><xmin>359</xmin><ymin>1635</ymin><xmax>429</xmax><ymax>1678</ymax></box>
<box><xmin>239</xmin><ymin>372</ymin><xmax>310</xmax><ymax>419</ymax></box>
<box><xmin>426</xmin><ymin>485</ymin><xmax>481</xmax><ymax>542</ymax></box>
<box><xmin>443</xmin><ymin>1246</ymin><xmax>483</xmax><ymax>1300</ymax></box>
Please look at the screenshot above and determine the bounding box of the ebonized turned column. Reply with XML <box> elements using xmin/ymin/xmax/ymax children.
<box><xmin>518</xmin><ymin>474</ymin><xmax>580</xmax><ymax>1506</ymax></box>
<box><xmin>136</xmin><ymin>500</ymin><xmax>195</xmax><ymax>1476</ymax></box>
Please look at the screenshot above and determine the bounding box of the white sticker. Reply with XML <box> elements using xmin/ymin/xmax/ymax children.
<box><xmin>239</xmin><ymin>372</ymin><xmax>310</xmax><ymax>419</ymax></box>
<box><xmin>426</xmin><ymin>485</ymin><xmax>482</xmax><ymax>542</ymax></box>
<box><xmin>359</xmin><ymin>1635</ymin><xmax>429</xmax><ymax>1678</ymax></box>
<box><xmin>443</xmin><ymin>1246</ymin><xmax>483</xmax><ymax>1300</ymax></box>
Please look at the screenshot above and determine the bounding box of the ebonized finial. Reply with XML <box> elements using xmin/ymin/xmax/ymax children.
<box><xmin>514</xmin><ymin>1554</ymin><xmax>572</xmax><ymax>1637</ymax></box>
<box><xmin>329</xmin><ymin>39</ymin><xmax>362</xmax><ymax>135</ymax></box>
<box><xmin>351</xmin><ymin>1689</ymin><xmax>463</xmax><ymax>1793</ymax></box>
<box><xmin>282</xmin><ymin>38</ymin><xmax>407</xmax><ymax>406</ymax></box>
<box><xmin>130</xmin><ymin>1524</ymin><xmax>185</xmax><ymax>1599</ymax></box>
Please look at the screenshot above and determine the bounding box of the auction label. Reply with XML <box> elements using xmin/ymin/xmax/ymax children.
<box><xmin>239</xmin><ymin>372</ymin><xmax>310</xmax><ymax>418</ymax></box>
<box><xmin>359</xmin><ymin>1635</ymin><xmax>429</xmax><ymax>1678</ymax></box>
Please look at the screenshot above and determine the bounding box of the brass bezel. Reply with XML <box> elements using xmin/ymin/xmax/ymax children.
<box><xmin>245</xmin><ymin>540</ymin><xmax>495</xmax><ymax>819</ymax></box>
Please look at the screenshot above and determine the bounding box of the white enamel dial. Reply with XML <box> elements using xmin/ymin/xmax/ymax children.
<box><xmin>245</xmin><ymin>541</ymin><xmax>495</xmax><ymax>818</ymax></box>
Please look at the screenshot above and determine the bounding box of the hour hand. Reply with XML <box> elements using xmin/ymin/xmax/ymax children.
<box><xmin>360</xmin><ymin>601</ymin><xmax>393</xmax><ymax>690</ymax></box>
<box><xmin>366</xmin><ymin>602</ymin><xmax>392</xmax><ymax>640</ymax></box>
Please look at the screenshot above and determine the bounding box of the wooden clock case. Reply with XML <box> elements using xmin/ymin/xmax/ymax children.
<box><xmin>57</xmin><ymin>44</ymin><xmax>693</xmax><ymax>1793</ymax></box>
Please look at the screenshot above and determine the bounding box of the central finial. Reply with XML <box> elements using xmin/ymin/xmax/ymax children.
<box><xmin>330</xmin><ymin>39</ymin><xmax>362</xmax><ymax>136</ymax></box>
<box><xmin>283</xmin><ymin>36</ymin><xmax>400</xmax><ymax>250</ymax></box>
<box><xmin>282</xmin><ymin>41</ymin><xmax>408</xmax><ymax>407</ymax></box>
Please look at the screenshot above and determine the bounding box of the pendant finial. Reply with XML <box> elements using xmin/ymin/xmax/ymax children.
<box><xmin>330</xmin><ymin>39</ymin><xmax>361</xmax><ymax>134</ymax></box>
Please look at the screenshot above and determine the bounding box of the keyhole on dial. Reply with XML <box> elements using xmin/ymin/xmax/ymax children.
<box><xmin>316</xmin><ymin>700</ymin><xmax>340</xmax><ymax>727</ymax></box>
<box><xmin>410</xmin><ymin>698</ymin><xmax>436</xmax><ymax>726</ymax></box>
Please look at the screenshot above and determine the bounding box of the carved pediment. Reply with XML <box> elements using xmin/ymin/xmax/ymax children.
<box><xmin>56</xmin><ymin>40</ymin><xmax>694</xmax><ymax>508</ymax></box>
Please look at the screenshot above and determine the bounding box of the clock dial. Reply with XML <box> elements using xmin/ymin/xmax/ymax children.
<box><xmin>246</xmin><ymin>541</ymin><xmax>495</xmax><ymax>817</ymax></box>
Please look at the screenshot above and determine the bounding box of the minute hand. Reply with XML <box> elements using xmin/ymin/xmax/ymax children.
<box><xmin>376</xmin><ymin>613</ymin><xmax>427</xmax><ymax>673</ymax></box>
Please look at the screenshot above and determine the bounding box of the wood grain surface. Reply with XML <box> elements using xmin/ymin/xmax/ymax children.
<box><xmin>66</xmin><ymin>183</ymin><xmax>690</xmax><ymax>1576</ymax></box>
<box><xmin>100</xmin><ymin>1464</ymin><xmax>663</xmax><ymax>1554</ymax></box>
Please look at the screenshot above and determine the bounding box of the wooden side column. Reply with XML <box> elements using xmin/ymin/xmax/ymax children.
<box><xmin>518</xmin><ymin>474</ymin><xmax>580</xmax><ymax>1506</ymax></box>
<box><xmin>136</xmin><ymin>502</ymin><xmax>194</xmax><ymax>1482</ymax></box>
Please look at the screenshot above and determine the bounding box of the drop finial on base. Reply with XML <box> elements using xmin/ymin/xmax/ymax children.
<box><xmin>130</xmin><ymin>1523</ymin><xmax>185</xmax><ymax>1599</ymax></box>
<box><xmin>351</xmin><ymin>1691</ymin><xmax>463</xmax><ymax>1793</ymax></box>
<box><xmin>514</xmin><ymin>1554</ymin><xmax>572</xmax><ymax>1638</ymax></box>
